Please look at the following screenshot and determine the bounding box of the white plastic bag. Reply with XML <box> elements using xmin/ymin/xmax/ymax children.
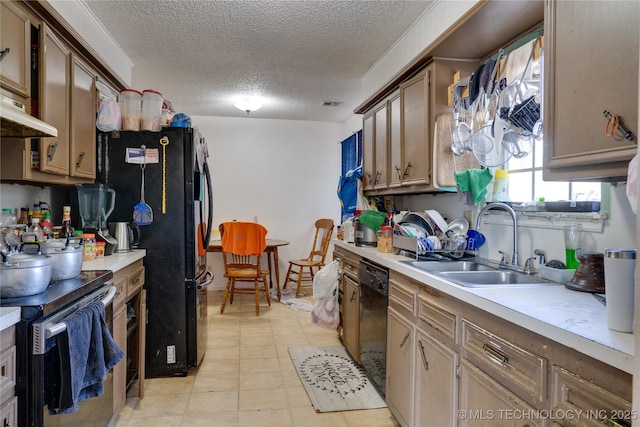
<box><xmin>310</xmin><ymin>279</ymin><xmax>339</xmax><ymax>329</ymax></box>
<box><xmin>312</xmin><ymin>259</ymin><xmax>340</xmax><ymax>299</ymax></box>
<box><xmin>96</xmin><ymin>99</ymin><xmax>122</xmax><ymax>132</ymax></box>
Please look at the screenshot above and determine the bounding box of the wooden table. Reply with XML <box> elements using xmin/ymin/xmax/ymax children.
<box><xmin>207</xmin><ymin>239</ymin><xmax>290</xmax><ymax>300</ymax></box>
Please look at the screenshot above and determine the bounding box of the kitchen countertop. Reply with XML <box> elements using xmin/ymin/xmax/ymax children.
<box><xmin>334</xmin><ymin>240</ymin><xmax>634</xmax><ymax>374</ymax></box>
<box><xmin>0</xmin><ymin>306</ymin><xmax>21</xmax><ymax>331</ymax></box>
<box><xmin>82</xmin><ymin>249</ymin><xmax>146</xmax><ymax>272</ymax></box>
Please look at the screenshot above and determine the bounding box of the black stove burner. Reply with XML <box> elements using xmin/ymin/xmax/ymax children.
<box><xmin>1</xmin><ymin>270</ymin><xmax>113</xmax><ymax>319</ymax></box>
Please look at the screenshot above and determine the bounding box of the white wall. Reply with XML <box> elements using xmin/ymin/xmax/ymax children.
<box><xmin>192</xmin><ymin>115</ymin><xmax>343</xmax><ymax>290</ymax></box>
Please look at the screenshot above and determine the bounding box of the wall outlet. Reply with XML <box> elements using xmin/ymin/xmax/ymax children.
<box><xmin>167</xmin><ymin>345</ymin><xmax>176</xmax><ymax>364</ymax></box>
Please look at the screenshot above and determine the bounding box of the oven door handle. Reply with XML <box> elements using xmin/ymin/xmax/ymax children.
<box><xmin>45</xmin><ymin>285</ymin><xmax>117</xmax><ymax>339</ymax></box>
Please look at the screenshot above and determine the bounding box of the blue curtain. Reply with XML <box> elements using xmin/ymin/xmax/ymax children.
<box><xmin>337</xmin><ymin>130</ymin><xmax>363</xmax><ymax>221</ymax></box>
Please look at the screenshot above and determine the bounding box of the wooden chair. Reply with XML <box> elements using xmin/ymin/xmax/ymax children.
<box><xmin>283</xmin><ymin>218</ymin><xmax>335</xmax><ymax>298</ymax></box>
<box><xmin>219</xmin><ymin>222</ymin><xmax>271</xmax><ymax>316</ymax></box>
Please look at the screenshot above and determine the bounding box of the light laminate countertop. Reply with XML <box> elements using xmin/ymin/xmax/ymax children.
<box><xmin>334</xmin><ymin>240</ymin><xmax>634</xmax><ymax>374</ymax></box>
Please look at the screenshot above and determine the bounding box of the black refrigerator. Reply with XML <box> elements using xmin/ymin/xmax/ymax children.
<box><xmin>97</xmin><ymin>127</ymin><xmax>213</xmax><ymax>377</ymax></box>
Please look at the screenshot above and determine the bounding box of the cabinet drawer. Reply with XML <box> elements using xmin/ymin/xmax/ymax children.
<box><xmin>126</xmin><ymin>266</ymin><xmax>145</xmax><ymax>297</ymax></box>
<box><xmin>461</xmin><ymin>319</ymin><xmax>547</xmax><ymax>405</ymax></box>
<box><xmin>551</xmin><ymin>366</ymin><xmax>631</xmax><ymax>427</ymax></box>
<box><xmin>417</xmin><ymin>295</ymin><xmax>456</xmax><ymax>342</ymax></box>
<box><xmin>0</xmin><ymin>346</ymin><xmax>15</xmax><ymax>404</ymax></box>
<box><xmin>389</xmin><ymin>278</ymin><xmax>416</xmax><ymax>316</ymax></box>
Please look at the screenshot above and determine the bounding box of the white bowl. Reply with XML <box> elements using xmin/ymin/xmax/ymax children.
<box><xmin>538</xmin><ymin>265</ymin><xmax>576</xmax><ymax>283</ymax></box>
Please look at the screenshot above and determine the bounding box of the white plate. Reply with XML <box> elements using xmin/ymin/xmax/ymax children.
<box><xmin>425</xmin><ymin>209</ymin><xmax>448</xmax><ymax>233</ymax></box>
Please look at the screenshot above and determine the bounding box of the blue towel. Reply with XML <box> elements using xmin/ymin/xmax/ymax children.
<box><xmin>54</xmin><ymin>302</ymin><xmax>124</xmax><ymax>414</ymax></box>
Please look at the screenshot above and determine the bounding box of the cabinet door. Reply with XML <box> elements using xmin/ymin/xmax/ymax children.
<box><xmin>39</xmin><ymin>25</ymin><xmax>70</xmax><ymax>176</ymax></box>
<box><xmin>70</xmin><ymin>55</ymin><xmax>96</xmax><ymax>178</ymax></box>
<box><xmin>387</xmin><ymin>307</ymin><xmax>414</xmax><ymax>427</ymax></box>
<box><xmin>0</xmin><ymin>1</ymin><xmax>31</xmax><ymax>97</ymax></box>
<box><xmin>543</xmin><ymin>0</ymin><xmax>638</xmax><ymax>180</ymax></box>
<box><xmin>388</xmin><ymin>94</ymin><xmax>402</xmax><ymax>188</ymax></box>
<box><xmin>459</xmin><ymin>359</ymin><xmax>545</xmax><ymax>427</ymax></box>
<box><xmin>400</xmin><ymin>67</ymin><xmax>431</xmax><ymax>187</ymax></box>
<box><xmin>138</xmin><ymin>289</ymin><xmax>146</xmax><ymax>398</ymax></box>
<box><xmin>362</xmin><ymin>112</ymin><xmax>375</xmax><ymax>191</ymax></box>
<box><xmin>112</xmin><ymin>304</ymin><xmax>127</xmax><ymax>414</ymax></box>
<box><xmin>414</xmin><ymin>328</ymin><xmax>458</xmax><ymax>427</ymax></box>
<box><xmin>343</xmin><ymin>275</ymin><xmax>360</xmax><ymax>362</ymax></box>
<box><xmin>373</xmin><ymin>102</ymin><xmax>388</xmax><ymax>190</ymax></box>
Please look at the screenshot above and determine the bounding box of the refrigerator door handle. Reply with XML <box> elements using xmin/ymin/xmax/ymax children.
<box><xmin>202</xmin><ymin>161</ymin><xmax>213</xmax><ymax>249</ymax></box>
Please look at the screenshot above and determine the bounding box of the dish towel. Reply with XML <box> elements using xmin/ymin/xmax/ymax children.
<box><xmin>455</xmin><ymin>168</ymin><xmax>494</xmax><ymax>205</ymax></box>
<box><xmin>55</xmin><ymin>302</ymin><xmax>124</xmax><ymax>414</ymax></box>
<box><xmin>358</xmin><ymin>210</ymin><xmax>387</xmax><ymax>232</ymax></box>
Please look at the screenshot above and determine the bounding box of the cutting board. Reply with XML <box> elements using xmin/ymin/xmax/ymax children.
<box><xmin>433</xmin><ymin>113</ymin><xmax>480</xmax><ymax>190</ymax></box>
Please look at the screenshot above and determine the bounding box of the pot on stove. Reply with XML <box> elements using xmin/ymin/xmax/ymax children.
<box><xmin>1</xmin><ymin>243</ymin><xmax>52</xmax><ymax>298</ymax></box>
<box><xmin>40</xmin><ymin>236</ymin><xmax>84</xmax><ymax>281</ymax></box>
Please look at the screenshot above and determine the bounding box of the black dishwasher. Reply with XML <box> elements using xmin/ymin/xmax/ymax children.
<box><xmin>359</xmin><ymin>259</ymin><xmax>389</xmax><ymax>396</ymax></box>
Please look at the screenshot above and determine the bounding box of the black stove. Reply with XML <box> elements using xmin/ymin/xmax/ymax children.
<box><xmin>1</xmin><ymin>270</ymin><xmax>113</xmax><ymax>319</ymax></box>
<box><xmin>2</xmin><ymin>270</ymin><xmax>114</xmax><ymax>427</ymax></box>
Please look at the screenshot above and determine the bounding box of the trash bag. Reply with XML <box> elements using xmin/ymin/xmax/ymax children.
<box><xmin>310</xmin><ymin>280</ymin><xmax>339</xmax><ymax>330</ymax></box>
<box><xmin>312</xmin><ymin>259</ymin><xmax>340</xmax><ymax>299</ymax></box>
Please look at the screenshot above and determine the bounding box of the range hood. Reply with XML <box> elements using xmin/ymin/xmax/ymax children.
<box><xmin>1</xmin><ymin>97</ymin><xmax>58</xmax><ymax>138</ymax></box>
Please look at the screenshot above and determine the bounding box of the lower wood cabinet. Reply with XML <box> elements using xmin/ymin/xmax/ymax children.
<box><xmin>112</xmin><ymin>259</ymin><xmax>146</xmax><ymax>416</ymax></box>
<box><xmin>342</xmin><ymin>275</ymin><xmax>360</xmax><ymax>362</ymax></box>
<box><xmin>386</xmin><ymin>306</ymin><xmax>415</xmax><ymax>427</ymax></box>
<box><xmin>0</xmin><ymin>325</ymin><xmax>17</xmax><ymax>427</ymax></box>
<box><xmin>414</xmin><ymin>327</ymin><xmax>458</xmax><ymax>427</ymax></box>
<box><xmin>459</xmin><ymin>359</ymin><xmax>544</xmax><ymax>427</ymax></box>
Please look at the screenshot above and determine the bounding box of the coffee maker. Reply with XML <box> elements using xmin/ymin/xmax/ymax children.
<box><xmin>76</xmin><ymin>183</ymin><xmax>119</xmax><ymax>255</ymax></box>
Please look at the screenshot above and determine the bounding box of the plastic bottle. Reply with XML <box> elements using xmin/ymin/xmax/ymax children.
<box><xmin>17</xmin><ymin>207</ymin><xmax>29</xmax><ymax>225</ymax></box>
<box><xmin>0</xmin><ymin>208</ymin><xmax>16</xmax><ymax>229</ymax></box>
<box><xmin>28</xmin><ymin>218</ymin><xmax>45</xmax><ymax>242</ymax></box>
<box><xmin>41</xmin><ymin>212</ymin><xmax>53</xmax><ymax>239</ymax></box>
<box><xmin>59</xmin><ymin>205</ymin><xmax>74</xmax><ymax>238</ymax></box>
<box><xmin>492</xmin><ymin>169</ymin><xmax>510</xmax><ymax>202</ymax></box>
<box><xmin>81</xmin><ymin>233</ymin><xmax>96</xmax><ymax>261</ymax></box>
<box><xmin>32</xmin><ymin>202</ymin><xmax>42</xmax><ymax>222</ymax></box>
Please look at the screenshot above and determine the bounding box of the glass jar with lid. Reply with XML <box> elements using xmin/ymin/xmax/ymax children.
<box><xmin>376</xmin><ymin>226</ymin><xmax>393</xmax><ymax>253</ymax></box>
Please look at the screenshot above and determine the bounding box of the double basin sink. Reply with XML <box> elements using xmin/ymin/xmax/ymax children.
<box><xmin>401</xmin><ymin>260</ymin><xmax>554</xmax><ymax>288</ymax></box>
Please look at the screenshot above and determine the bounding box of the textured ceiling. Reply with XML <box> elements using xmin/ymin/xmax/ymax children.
<box><xmin>82</xmin><ymin>0</ymin><xmax>433</xmax><ymax>122</ymax></box>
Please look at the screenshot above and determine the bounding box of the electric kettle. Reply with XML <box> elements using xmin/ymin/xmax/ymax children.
<box><xmin>109</xmin><ymin>222</ymin><xmax>141</xmax><ymax>252</ymax></box>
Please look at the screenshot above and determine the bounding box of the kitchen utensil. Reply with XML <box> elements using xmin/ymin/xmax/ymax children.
<box><xmin>565</xmin><ymin>252</ymin><xmax>605</xmax><ymax>293</ymax></box>
<box><xmin>160</xmin><ymin>136</ymin><xmax>169</xmax><ymax>214</ymax></box>
<box><xmin>470</xmin><ymin>123</ymin><xmax>512</xmax><ymax>167</ymax></box>
<box><xmin>354</xmin><ymin>220</ymin><xmax>378</xmax><ymax>247</ymax></box>
<box><xmin>465</xmin><ymin>229</ymin><xmax>486</xmax><ymax>250</ymax></box>
<box><xmin>40</xmin><ymin>236</ymin><xmax>84</xmax><ymax>281</ymax></box>
<box><xmin>133</xmin><ymin>145</ymin><xmax>153</xmax><ymax>226</ymax></box>
<box><xmin>447</xmin><ymin>218</ymin><xmax>469</xmax><ymax>236</ymax></box>
<box><xmin>110</xmin><ymin>222</ymin><xmax>141</xmax><ymax>252</ymax></box>
<box><xmin>604</xmin><ymin>249</ymin><xmax>636</xmax><ymax>332</ymax></box>
<box><xmin>1</xmin><ymin>243</ymin><xmax>52</xmax><ymax>298</ymax></box>
<box><xmin>398</xmin><ymin>212</ymin><xmax>435</xmax><ymax>236</ymax></box>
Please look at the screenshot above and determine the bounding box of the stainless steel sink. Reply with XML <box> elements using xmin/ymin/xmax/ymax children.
<box><xmin>401</xmin><ymin>260</ymin><xmax>496</xmax><ymax>273</ymax></box>
<box><xmin>438</xmin><ymin>270</ymin><xmax>552</xmax><ymax>287</ymax></box>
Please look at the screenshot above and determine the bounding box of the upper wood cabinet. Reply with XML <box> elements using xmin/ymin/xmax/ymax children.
<box><xmin>0</xmin><ymin>1</ymin><xmax>31</xmax><ymax>98</ymax></box>
<box><xmin>543</xmin><ymin>0</ymin><xmax>639</xmax><ymax>180</ymax></box>
<box><xmin>374</xmin><ymin>102</ymin><xmax>389</xmax><ymax>190</ymax></box>
<box><xmin>388</xmin><ymin>94</ymin><xmax>402</xmax><ymax>188</ymax></box>
<box><xmin>362</xmin><ymin>111</ymin><xmax>375</xmax><ymax>191</ymax></box>
<box><xmin>400</xmin><ymin>67</ymin><xmax>431</xmax><ymax>188</ymax></box>
<box><xmin>39</xmin><ymin>25</ymin><xmax>71</xmax><ymax>176</ymax></box>
<box><xmin>70</xmin><ymin>55</ymin><xmax>97</xmax><ymax>179</ymax></box>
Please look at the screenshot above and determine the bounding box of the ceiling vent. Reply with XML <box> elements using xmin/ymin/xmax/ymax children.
<box><xmin>321</xmin><ymin>101</ymin><xmax>343</xmax><ymax>107</ymax></box>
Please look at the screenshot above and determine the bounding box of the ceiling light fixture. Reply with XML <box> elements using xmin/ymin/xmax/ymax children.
<box><xmin>234</xmin><ymin>97</ymin><xmax>262</xmax><ymax>114</ymax></box>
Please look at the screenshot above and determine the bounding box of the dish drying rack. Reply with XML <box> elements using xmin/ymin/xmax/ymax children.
<box><xmin>392</xmin><ymin>225</ymin><xmax>475</xmax><ymax>260</ymax></box>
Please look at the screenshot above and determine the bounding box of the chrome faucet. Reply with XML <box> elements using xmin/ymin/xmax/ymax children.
<box><xmin>476</xmin><ymin>202</ymin><xmax>521</xmax><ymax>271</ymax></box>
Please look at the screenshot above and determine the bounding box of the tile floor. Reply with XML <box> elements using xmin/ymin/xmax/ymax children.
<box><xmin>112</xmin><ymin>290</ymin><xmax>400</xmax><ymax>427</ymax></box>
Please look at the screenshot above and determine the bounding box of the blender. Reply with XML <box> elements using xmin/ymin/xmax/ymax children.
<box><xmin>76</xmin><ymin>183</ymin><xmax>119</xmax><ymax>255</ymax></box>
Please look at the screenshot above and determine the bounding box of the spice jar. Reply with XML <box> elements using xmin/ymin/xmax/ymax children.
<box><xmin>95</xmin><ymin>241</ymin><xmax>106</xmax><ymax>258</ymax></box>
<box><xmin>376</xmin><ymin>226</ymin><xmax>393</xmax><ymax>253</ymax></box>
<box><xmin>81</xmin><ymin>233</ymin><xmax>96</xmax><ymax>261</ymax></box>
